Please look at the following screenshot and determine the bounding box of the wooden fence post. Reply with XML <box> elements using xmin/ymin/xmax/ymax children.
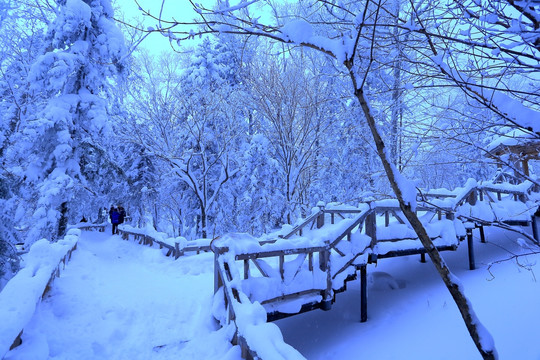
<box><xmin>214</xmin><ymin>253</ymin><xmax>223</xmax><ymax>294</ymax></box>
<box><xmin>365</xmin><ymin>210</ymin><xmax>377</xmax><ymax>248</ymax></box>
<box><xmin>319</xmin><ymin>249</ymin><xmax>329</xmax><ymax>272</ymax></box>
<box><xmin>279</xmin><ymin>255</ymin><xmax>285</xmax><ymax>280</ymax></box>
<box><xmin>468</xmin><ymin>189</ymin><xmax>477</xmax><ymax>206</ymax></box>
<box><xmin>175</xmin><ymin>241</ymin><xmax>183</xmax><ymax>259</ymax></box>
<box><xmin>532</xmin><ymin>215</ymin><xmax>539</xmax><ymax>244</ymax></box>
<box><xmin>316</xmin><ymin>202</ymin><xmax>325</xmax><ymax>229</ymax></box>
<box><xmin>360</xmin><ymin>265</ymin><xmax>367</xmax><ymax>322</ymax></box>
<box><xmin>467</xmin><ymin>228</ymin><xmax>476</xmax><ymax>270</ymax></box>
<box><xmin>319</xmin><ymin>249</ymin><xmax>332</xmax><ymax>311</ymax></box>
<box><xmin>479</xmin><ymin>226</ymin><xmax>486</xmax><ymax>243</ymax></box>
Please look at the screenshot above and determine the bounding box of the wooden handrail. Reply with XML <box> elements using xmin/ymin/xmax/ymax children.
<box><xmin>281</xmin><ymin>210</ymin><xmax>323</xmax><ymax>239</ymax></box>
<box><xmin>210</xmin><ymin>177</ymin><xmax>540</xmax><ymax>358</ymax></box>
<box><xmin>1</xmin><ymin>230</ymin><xmax>80</xmax><ymax>357</ymax></box>
<box><xmin>118</xmin><ymin>229</ymin><xmax>211</xmax><ymax>259</ymax></box>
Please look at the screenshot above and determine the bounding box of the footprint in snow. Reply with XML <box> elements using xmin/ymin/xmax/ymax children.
<box><xmin>368</xmin><ymin>271</ymin><xmax>406</xmax><ymax>290</ymax></box>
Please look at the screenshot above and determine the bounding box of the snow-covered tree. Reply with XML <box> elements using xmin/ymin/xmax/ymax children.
<box><xmin>7</xmin><ymin>0</ymin><xmax>126</xmax><ymax>245</ymax></box>
<box><xmin>0</xmin><ymin>0</ymin><xmax>55</xmax><ymax>286</ymax></box>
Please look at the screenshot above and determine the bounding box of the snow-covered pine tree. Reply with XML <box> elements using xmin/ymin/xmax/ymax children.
<box><xmin>10</xmin><ymin>0</ymin><xmax>125</xmax><ymax>245</ymax></box>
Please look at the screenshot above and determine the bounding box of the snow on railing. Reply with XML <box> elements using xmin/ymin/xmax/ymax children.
<box><xmin>209</xmin><ymin>177</ymin><xmax>540</xmax><ymax>358</ymax></box>
<box><xmin>0</xmin><ymin>228</ymin><xmax>81</xmax><ymax>358</ymax></box>
<box><xmin>210</xmin><ymin>202</ymin><xmax>463</xmax><ymax>359</ymax></box>
<box><xmin>117</xmin><ymin>225</ymin><xmax>211</xmax><ymax>259</ymax></box>
<box><xmin>76</xmin><ymin>222</ymin><xmax>107</xmax><ymax>232</ymax></box>
<box><xmin>211</xmin><ymin>233</ymin><xmax>306</xmax><ymax>360</ymax></box>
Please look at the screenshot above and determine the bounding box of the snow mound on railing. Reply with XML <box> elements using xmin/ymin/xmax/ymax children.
<box><xmin>119</xmin><ymin>224</ymin><xmax>212</xmax><ymax>251</ymax></box>
<box><xmin>0</xmin><ymin>228</ymin><xmax>80</xmax><ymax>358</ymax></box>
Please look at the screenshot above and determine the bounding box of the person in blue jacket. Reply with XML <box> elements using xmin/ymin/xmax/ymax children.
<box><xmin>109</xmin><ymin>205</ymin><xmax>120</xmax><ymax>235</ymax></box>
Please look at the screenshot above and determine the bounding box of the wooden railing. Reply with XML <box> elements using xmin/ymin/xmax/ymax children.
<box><xmin>211</xmin><ymin>238</ymin><xmax>304</xmax><ymax>360</ymax></box>
<box><xmin>78</xmin><ymin>223</ymin><xmax>107</xmax><ymax>232</ymax></box>
<box><xmin>210</xmin><ymin>178</ymin><xmax>540</xmax><ymax>359</ymax></box>
<box><xmin>0</xmin><ymin>229</ymin><xmax>80</xmax><ymax>357</ymax></box>
<box><xmin>118</xmin><ymin>229</ymin><xmax>211</xmax><ymax>259</ymax></box>
<box><xmin>210</xmin><ymin>201</ymin><xmax>466</xmax><ymax>358</ymax></box>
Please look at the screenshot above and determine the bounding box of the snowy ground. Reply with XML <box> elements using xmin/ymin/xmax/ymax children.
<box><xmin>278</xmin><ymin>226</ymin><xmax>540</xmax><ymax>360</ymax></box>
<box><xmin>6</xmin><ymin>230</ymin><xmax>237</xmax><ymax>360</ymax></box>
<box><xmin>6</xmin><ymin>226</ymin><xmax>540</xmax><ymax>359</ymax></box>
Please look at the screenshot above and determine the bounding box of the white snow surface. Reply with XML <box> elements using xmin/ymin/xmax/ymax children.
<box><xmin>0</xmin><ymin>229</ymin><xmax>80</xmax><ymax>358</ymax></box>
<box><xmin>5</xmin><ymin>231</ymin><xmax>237</xmax><ymax>360</ymax></box>
<box><xmin>4</xmin><ymin>226</ymin><xmax>540</xmax><ymax>359</ymax></box>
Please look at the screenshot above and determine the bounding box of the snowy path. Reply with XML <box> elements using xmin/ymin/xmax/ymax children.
<box><xmin>5</xmin><ymin>227</ymin><xmax>540</xmax><ymax>359</ymax></box>
<box><xmin>6</xmin><ymin>231</ymin><xmax>238</xmax><ymax>360</ymax></box>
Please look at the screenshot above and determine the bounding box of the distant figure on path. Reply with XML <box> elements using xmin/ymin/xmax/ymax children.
<box><xmin>118</xmin><ymin>206</ymin><xmax>126</xmax><ymax>225</ymax></box>
<box><xmin>109</xmin><ymin>205</ymin><xmax>120</xmax><ymax>235</ymax></box>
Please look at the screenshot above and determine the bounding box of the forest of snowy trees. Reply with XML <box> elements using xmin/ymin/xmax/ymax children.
<box><xmin>0</xmin><ymin>0</ymin><xmax>538</xmax><ymax>295</ymax></box>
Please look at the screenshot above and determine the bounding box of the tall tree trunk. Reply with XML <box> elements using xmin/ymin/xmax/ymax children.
<box><xmin>351</xmin><ymin>81</ymin><xmax>496</xmax><ymax>359</ymax></box>
<box><xmin>57</xmin><ymin>202</ymin><xmax>68</xmax><ymax>239</ymax></box>
<box><xmin>201</xmin><ymin>207</ymin><xmax>207</xmax><ymax>238</ymax></box>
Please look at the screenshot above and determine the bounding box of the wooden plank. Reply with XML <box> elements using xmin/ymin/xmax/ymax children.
<box><xmin>251</xmin><ymin>259</ymin><xmax>270</xmax><ymax>277</ymax></box>
<box><xmin>261</xmin><ymin>289</ymin><xmax>324</xmax><ymax>306</ymax></box>
<box><xmin>482</xmin><ymin>185</ymin><xmax>530</xmax><ymax>196</ymax></box>
<box><xmin>317</xmin><ymin>211</ymin><xmax>325</xmax><ymax>229</ymax></box>
<box><xmin>456</xmin><ymin>188</ymin><xmax>476</xmax><ymax>207</ymax></box>
<box><xmin>235</xmin><ymin>246</ymin><xmax>327</xmax><ymax>260</ymax></box>
<box><xmin>479</xmin><ymin>226</ymin><xmax>486</xmax><ymax>243</ymax></box>
<box><xmin>319</xmin><ymin>250</ymin><xmax>328</xmax><ymax>271</ymax></box>
<box><xmin>322</xmin><ymin>255</ymin><xmax>332</xmax><ymax>311</ymax></box>
<box><xmin>327</xmin><ymin>211</ymin><xmax>370</xmax><ymax>249</ymax></box>
<box><xmin>332</xmin><ymin>250</ymin><xmax>370</xmax><ymax>280</ymax></box>
<box><xmin>331</xmin><ymin>245</ymin><xmax>346</xmax><ymax>257</ymax></box>
<box><xmin>421</xmin><ymin>193</ymin><xmax>456</xmax><ymax>199</ymax></box>
<box><xmin>468</xmin><ymin>189</ymin><xmax>477</xmax><ymax>206</ymax></box>
<box><xmin>214</xmin><ymin>252</ymin><xmax>223</xmax><ymax>293</ymax></box>
<box><xmin>391</xmin><ymin>210</ymin><xmax>407</xmax><ymax>224</ymax></box>
<box><xmin>467</xmin><ymin>229</ymin><xmax>475</xmax><ymax>270</ymax></box>
<box><xmin>502</xmin><ymin>220</ymin><xmax>531</xmax><ymax>226</ymax></box>
<box><xmin>288</xmin><ymin>254</ymin><xmax>307</xmax><ymax>283</ymax></box>
<box><xmin>377</xmin><ymin>236</ymin><xmax>439</xmax><ymax>243</ymax></box>
<box><xmin>324</xmin><ymin>209</ymin><xmax>365</xmax><ymax>214</ymax></box>
<box><xmin>375</xmin><ymin>244</ymin><xmax>457</xmax><ymax>259</ymax></box>
<box><xmin>244</xmin><ymin>259</ymin><xmax>249</xmax><ymax>280</ymax></box>
<box><xmin>365</xmin><ymin>211</ymin><xmax>377</xmax><ymax>247</ymax></box>
<box><xmin>279</xmin><ymin>255</ymin><xmax>284</xmax><ymax>280</ymax></box>
<box><xmin>282</xmin><ymin>210</ymin><xmax>323</xmax><ymax>239</ymax></box>
<box><xmin>360</xmin><ymin>265</ymin><xmax>367</xmax><ymax>322</ymax></box>
<box><xmin>372</xmin><ymin>205</ymin><xmax>437</xmax><ymax>212</ymax></box>
<box><xmin>266</xmin><ymin>299</ymin><xmax>325</xmax><ymax>322</ymax></box>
